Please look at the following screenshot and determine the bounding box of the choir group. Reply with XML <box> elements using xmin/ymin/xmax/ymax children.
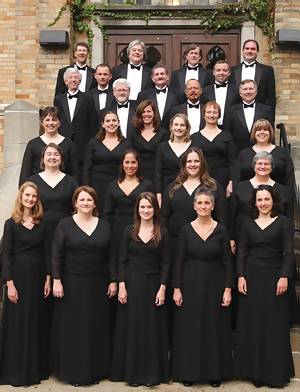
<box><xmin>0</xmin><ymin>39</ymin><xmax>297</xmax><ymax>389</ymax></box>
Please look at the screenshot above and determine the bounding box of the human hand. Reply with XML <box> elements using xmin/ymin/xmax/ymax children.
<box><xmin>44</xmin><ymin>276</ymin><xmax>51</xmax><ymax>298</ymax></box>
<box><xmin>226</xmin><ymin>181</ymin><xmax>233</xmax><ymax>198</ymax></box>
<box><xmin>53</xmin><ymin>279</ymin><xmax>64</xmax><ymax>298</ymax></box>
<box><xmin>276</xmin><ymin>277</ymin><xmax>288</xmax><ymax>296</ymax></box>
<box><xmin>118</xmin><ymin>283</ymin><xmax>127</xmax><ymax>304</ymax></box>
<box><xmin>238</xmin><ymin>276</ymin><xmax>247</xmax><ymax>295</ymax></box>
<box><xmin>7</xmin><ymin>281</ymin><xmax>18</xmax><ymax>304</ymax></box>
<box><xmin>221</xmin><ymin>288</ymin><xmax>232</xmax><ymax>307</ymax></box>
<box><xmin>230</xmin><ymin>240</ymin><xmax>236</xmax><ymax>255</ymax></box>
<box><xmin>155</xmin><ymin>285</ymin><xmax>166</xmax><ymax>306</ymax></box>
<box><xmin>107</xmin><ymin>282</ymin><xmax>118</xmax><ymax>298</ymax></box>
<box><xmin>173</xmin><ymin>288</ymin><xmax>183</xmax><ymax>307</ymax></box>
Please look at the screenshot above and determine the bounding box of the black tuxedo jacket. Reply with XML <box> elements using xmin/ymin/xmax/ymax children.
<box><xmin>54</xmin><ymin>91</ymin><xmax>98</xmax><ymax>157</ymax></box>
<box><xmin>201</xmin><ymin>82</ymin><xmax>241</xmax><ymax>124</ymax></box>
<box><xmin>107</xmin><ymin>99</ymin><xmax>137</xmax><ymax>138</ymax></box>
<box><xmin>89</xmin><ymin>86</ymin><xmax>114</xmax><ymax>124</ymax></box>
<box><xmin>54</xmin><ymin>64</ymin><xmax>97</xmax><ymax>96</ymax></box>
<box><xmin>223</xmin><ymin>102</ymin><xmax>274</xmax><ymax>155</ymax></box>
<box><xmin>170</xmin><ymin>65</ymin><xmax>213</xmax><ymax>91</ymax></box>
<box><xmin>111</xmin><ymin>63</ymin><xmax>154</xmax><ymax>95</ymax></box>
<box><xmin>230</xmin><ymin>62</ymin><xmax>276</xmax><ymax>111</ymax></box>
<box><xmin>136</xmin><ymin>87</ymin><xmax>185</xmax><ymax>129</ymax></box>
<box><xmin>169</xmin><ymin>102</ymin><xmax>205</xmax><ymax>131</ymax></box>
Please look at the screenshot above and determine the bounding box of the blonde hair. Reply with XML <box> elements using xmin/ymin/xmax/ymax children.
<box><xmin>12</xmin><ymin>182</ymin><xmax>43</xmax><ymax>224</ymax></box>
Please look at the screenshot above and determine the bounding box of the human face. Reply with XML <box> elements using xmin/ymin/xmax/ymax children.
<box><xmin>65</xmin><ymin>72</ymin><xmax>81</xmax><ymax>92</ymax></box>
<box><xmin>194</xmin><ymin>194</ymin><xmax>214</xmax><ymax>217</ymax></box>
<box><xmin>42</xmin><ymin>114</ymin><xmax>60</xmax><ymax>135</ymax></box>
<box><xmin>254</xmin><ymin>159</ymin><xmax>272</xmax><ymax>177</ymax></box>
<box><xmin>255</xmin><ymin>189</ymin><xmax>273</xmax><ymax>216</ymax></box>
<box><xmin>142</xmin><ymin>105</ymin><xmax>155</xmax><ymax>125</ymax></box>
<box><xmin>185</xmin><ymin>47</ymin><xmax>202</xmax><ymax>67</ymax></box>
<box><xmin>74</xmin><ymin>45</ymin><xmax>89</xmax><ymax>65</ymax></box>
<box><xmin>213</xmin><ymin>63</ymin><xmax>231</xmax><ymax>84</ymax></box>
<box><xmin>128</xmin><ymin>44</ymin><xmax>144</xmax><ymax>65</ymax></box>
<box><xmin>239</xmin><ymin>82</ymin><xmax>257</xmax><ymax>103</ymax></box>
<box><xmin>43</xmin><ymin>146</ymin><xmax>61</xmax><ymax>170</ymax></box>
<box><xmin>242</xmin><ymin>41</ymin><xmax>258</xmax><ymax>64</ymax></box>
<box><xmin>94</xmin><ymin>66</ymin><xmax>112</xmax><ymax>88</ymax></box>
<box><xmin>138</xmin><ymin>198</ymin><xmax>154</xmax><ymax>221</ymax></box>
<box><xmin>102</xmin><ymin>113</ymin><xmax>119</xmax><ymax>135</ymax></box>
<box><xmin>151</xmin><ymin>67</ymin><xmax>169</xmax><ymax>88</ymax></box>
<box><xmin>123</xmin><ymin>153</ymin><xmax>138</xmax><ymax>177</ymax></box>
<box><xmin>186</xmin><ymin>151</ymin><xmax>201</xmax><ymax>178</ymax></box>
<box><xmin>113</xmin><ymin>84</ymin><xmax>130</xmax><ymax>103</ymax></box>
<box><xmin>75</xmin><ymin>191</ymin><xmax>96</xmax><ymax>215</ymax></box>
<box><xmin>255</xmin><ymin>127</ymin><xmax>271</xmax><ymax>145</ymax></box>
<box><xmin>21</xmin><ymin>186</ymin><xmax>37</xmax><ymax>210</ymax></box>
<box><xmin>171</xmin><ymin>117</ymin><xmax>187</xmax><ymax>139</ymax></box>
<box><xmin>185</xmin><ymin>80</ymin><xmax>202</xmax><ymax>103</ymax></box>
<box><xmin>203</xmin><ymin>105</ymin><xmax>219</xmax><ymax>125</ymax></box>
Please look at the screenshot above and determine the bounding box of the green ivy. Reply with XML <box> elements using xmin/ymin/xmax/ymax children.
<box><xmin>49</xmin><ymin>0</ymin><xmax>275</xmax><ymax>49</ymax></box>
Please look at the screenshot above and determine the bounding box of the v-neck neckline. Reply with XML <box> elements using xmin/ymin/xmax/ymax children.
<box><xmin>38</xmin><ymin>173</ymin><xmax>66</xmax><ymax>189</ymax></box>
<box><xmin>168</xmin><ymin>141</ymin><xmax>191</xmax><ymax>158</ymax></box>
<box><xmin>117</xmin><ymin>181</ymin><xmax>140</xmax><ymax>197</ymax></box>
<box><xmin>254</xmin><ymin>216</ymin><xmax>278</xmax><ymax>231</ymax></box>
<box><xmin>199</xmin><ymin>130</ymin><xmax>222</xmax><ymax>143</ymax></box>
<box><xmin>190</xmin><ymin>222</ymin><xmax>218</xmax><ymax>242</ymax></box>
<box><xmin>72</xmin><ymin>216</ymin><xmax>99</xmax><ymax>237</ymax></box>
<box><xmin>102</xmin><ymin>140</ymin><xmax>121</xmax><ymax>152</ymax></box>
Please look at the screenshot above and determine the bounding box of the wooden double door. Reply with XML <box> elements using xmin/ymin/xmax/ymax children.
<box><xmin>104</xmin><ymin>28</ymin><xmax>240</xmax><ymax>71</ymax></box>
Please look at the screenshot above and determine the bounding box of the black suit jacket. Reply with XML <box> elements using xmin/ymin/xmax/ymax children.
<box><xmin>111</xmin><ymin>63</ymin><xmax>154</xmax><ymax>95</ymax></box>
<box><xmin>201</xmin><ymin>82</ymin><xmax>241</xmax><ymax>125</ymax></box>
<box><xmin>223</xmin><ymin>102</ymin><xmax>274</xmax><ymax>155</ymax></box>
<box><xmin>54</xmin><ymin>91</ymin><xmax>98</xmax><ymax>158</ymax></box>
<box><xmin>230</xmin><ymin>62</ymin><xmax>276</xmax><ymax>111</ymax></box>
<box><xmin>107</xmin><ymin>99</ymin><xmax>137</xmax><ymax>138</ymax></box>
<box><xmin>136</xmin><ymin>87</ymin><xmax>185</xmax><ymax>129</ymax></box>
<box><xmin>169</xmin><ymin>102</ymin><xmax>205</xmax><ymax>131</ymax></box>
<box><xmin>54</xmin><ymin>64</ymin><xmax>97</xmax><ymax>96</ymax></box>
<box><xmin>170</xmin><ymin>65</ymin><xmax>213</xmax><ymax>91</ymax></box>
<box><xmin>89</xmin><ymin>86</ymin><xmax>114</xmax><ymax>125</ymax></box>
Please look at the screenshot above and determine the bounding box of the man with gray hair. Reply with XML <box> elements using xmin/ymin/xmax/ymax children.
<box><xmin>112</xmin><ymin>39</ymin><xmax>153</xmax><ymax>101</ymax></box>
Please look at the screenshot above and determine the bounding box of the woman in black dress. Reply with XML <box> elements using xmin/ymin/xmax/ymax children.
<box><xmin>237</xmin><ymin>118</ymin><xmax>295</xmax><ymax>197</ymax></box>
<box><xmin>51</xmin><ymin>186</ymin><xmax>117</xmax><ymax>386</ymax></box>
<box><xmin>82</xmin><ymin>111</ymin><xmax>131</xmax><ymax>214</ymax></box>
<box><xmin>172</xmin><ymin>186</ymin><xmax>233</xmax><ymax>387</ymax></box>
<box><xmin>19</xmin><ymin>106</ymin><xmax>76</xmax><ymax>186</ymax></box>
<box><xmin>111</xmin><ymin>192</ymin><xmax>170</xmax><ymax>386</ymax></box>
<box><xmin>234</xmin><ymin>185</ymin><xmax>295</xmax><ymax>388</ymax></box>
<box><xmin>0</xmin><ymin>182</ymin><xmax>50</xmax><ymax>386</ymax></box>
<box><xmin>130</xmin><ymin>100</ymin><xmax>168</xmax><ymax>185</ymax></box>
<box><xmin>155</xmin><ymin>113</ymin><xmax>192</xmax><ymax>206</ymax></box>
<box><xmin>28</xmin><ymin>143</ymin><xmax>78</xmax><ymax>245</ymax></box>
<box><xmin>191</xmin><ymin>101</ymin><xmax>236</xmax><ymax>196</ymax></box>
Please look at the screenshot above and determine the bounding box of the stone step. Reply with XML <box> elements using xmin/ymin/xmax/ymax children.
<box><xmin>291</xmin><ymin>327</ymin><xmax>300</xmax><ymax>378</ymax></box>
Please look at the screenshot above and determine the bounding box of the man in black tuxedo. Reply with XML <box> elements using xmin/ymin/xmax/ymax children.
<box><xmin>170</xmin><ymin>43</ymin><xmax>213</xmax><ymax>92</ymax></box>
<box><xmin>136</xmin><ymin>64</ymin><xmax>185</xmax><ymax>129</ymax></box>
<box><xmin>89</xmin><ymin>63</ymin><xmax>114</xmax><ymax>123</ymax></box>
<box><xmin>169</xmin><ymin>79</ymin><xmax>205</xmax><ymax>134</ymax></box>
<box><xmin>111</xmin><ymin>39</ymin><xmax>153</xmax><ymax>101</ymax></box>
<box><xmin>201</xmin><ymin>60</ymin><xmax>240</xmax><ymax>129</ymax></box>
<box><xmin>54</xmin><ymin>41</ymin><xmax>97</xmax><ymax>96</ymax></box>
<box><xmin>230</xmin><ymin>39</ymin><xmax>276</xmax><ymax>114</ymax></box>
<box><xmin>54</xmin><ymin>68</ymin><xmax>98</xmax><ymax>180</ymax></box>
<box><xmin>107</xmin><ymin>78</ymin><xmax>136</xmax><ymax>138</ymax></box>
<box><xmin>223</xmin><ymin>79</ymin><xmax>274</xmax><ymax>155</ymax></box>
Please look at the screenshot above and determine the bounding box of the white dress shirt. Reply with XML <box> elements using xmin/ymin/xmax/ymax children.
<box><xmin>187</xmin><ymin>100</ymin><xmax>201</xmax><ymax>134</ymax></box>
<box><xmin>117</xmin><ymin>102</ymin><xmax>129</xmax><ymax>137</ymax></box>
<box><xmin>97</xmin><ymin>85</ymin><xmax>109</xmax><ymax>110</ymax></box>
<box><xmin>214</xmin><ymin>82</ymin><xmax>228</xmax><ymax>125</ymax></box>
<box><xmin>75</xmin><ymin>63</ymin><xmax>87</xmax><ymax>92</ymax></box>
<box><xmin>156</xmin><ymin>86</ymin><xmax>168</xmax><ymax>119</ymax></box>
<box><xmin>243</xmin><ymin>100</ymin><xmax>256</xmax><ymax>132</ymax></box>
<box><xmin>127</xmin><ymin>64</ymin><xmax>143</xmax><ymax>101</ymax></box>
<box><xmin>185</xmin><ymin>65</ymin><xmax>198</xmax><ymax>84</ymax></box>
<box><xmin>241</xmin><ymin>61</ymin><xmax>256</xmax><ymax>82</ymax></box>
<box><xmin>67</xmin><ymin>90</ymin><xmax>79</xmax><ymax>121</ymax></box>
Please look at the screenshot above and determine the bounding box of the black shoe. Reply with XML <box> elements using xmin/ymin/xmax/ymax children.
<box><xmin>253</xmin><ymin>381</ymin><xmax>263</xmax><ymax>388</ymax></box>
<box><xmin>71</xmin><ymin>383</ymin><xmax>81</xmax><ymax>387</ymax></box>
<box><xmin>128</xmin><ymin>383</ymin><xmax>140</xmax><ymax>387</ymax></box>
<box><xmin>183</xmin><ymin>381</ymin><xmax>194</xmax><ymax>386</ymax></box>
<box><xmin>210</xmin><ymin>380</ymin><xmax>221</xmax><ymax>387</ymax></box>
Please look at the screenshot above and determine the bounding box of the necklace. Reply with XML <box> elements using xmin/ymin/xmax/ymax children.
<box><xmin>196</xmin><ymin>217</ymin><xmax>214</xmax><ymax>237</ymax></box>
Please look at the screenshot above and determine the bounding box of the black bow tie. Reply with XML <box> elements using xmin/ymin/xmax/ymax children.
<box><xmin>68</xmin><ymin>92</ymin><xmax>79</xmax><ymax>99</ymax></box>
<box><xmin>156</xmin><ymin>87</ymin><xmax>167</xmax><ymax>94</ymax></box>
<box><xmin>98</xmin><ymin>89</ymin><xmax>108</xmax><ymax>95</ymax></box>
<box><xmin>243</xmin><ymin>102</ymin><xmax>255</xmax><ymax>109</ymax></box>
<box><xmin>130</xmin><ymin>64</ymin><xmax>141</xmax><ymax>71</ymax></box>
<box><xmin>76</xmin><ymin>65</ymin><xmax>87</xmax><ymax>71</ymax></box>
<box><xmin>215</xmin><ymin>82</ymin><xmax>228</xmax><ymax>88</ymax></box>
<box><xmin>188</xmin><ymin>103</ymin><xmax>200</xmax><ymax>109</ymax></box>
<box><xmin>118</xmin><ymin>102</ymin><xmax>129</xmax><ymax>109</ymax></box>
<box><xmin>242</xmin><ymin>61</ymin><xmax>256</xmax><ymax>68</ymax></box>
<box><xmin>187</xmin><ymin>65</ymin><xmax>198</xmax><ymax>71</ymax></box>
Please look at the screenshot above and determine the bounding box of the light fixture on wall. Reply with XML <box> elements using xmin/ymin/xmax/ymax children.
<box><xmin>39</xmin><ymin>30</ymin><xmax>69</xmax><ymax>48</ymax></box>
<box><xmin>276</xmin><ymin>29</ymin><xmax>300</xmax><ymax>48</ymax></box>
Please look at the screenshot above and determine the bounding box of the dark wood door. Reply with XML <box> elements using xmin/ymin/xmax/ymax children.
<box><xmin>104</xmin><ymin>28</ymin><xmax>240</xmax><ymax>71</ymax></box>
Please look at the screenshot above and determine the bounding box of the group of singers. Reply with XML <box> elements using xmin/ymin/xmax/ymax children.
<box><xmin>0</xmin><ymin>38</ymin><xmax>297</xmax><ymax>389</ymax></box>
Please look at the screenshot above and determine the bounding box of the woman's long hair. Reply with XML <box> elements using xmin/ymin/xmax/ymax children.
<box><xmin>12</xmin><ymin>181</ymin><xmax>43</xmax><ymax>224</ymax></box>
<box><xmin>133</xmin><ymin>100</ymin><xmax>160</xmax><ymax>132</ymax></box>
<box><xmin>118</xmin><ymin>149</ymin><xmax>143</xmax><ymax>183</ymax></box>
<box><xmin>132</xmin><ymin>192</ymin><xmax>161</xmax><ymax>245</ymax></box>
<box><xmin>169</xmin><ymin>147</ymin><xmax>216</xmax><ymax>198</ymax></box>
<box><xmin>72</xmin><ymin>185</ymin><xmax>99</xmax><ymax>217</ymax></box>
<box><xmin>96</xmin><ymin>111</ymin><xmax>124</xmax><ymax>142</ymax></box>
<box><xmin>250</xmin><ymin>184</ymin><xmax>281</xmax><ymax>219</ymax></box>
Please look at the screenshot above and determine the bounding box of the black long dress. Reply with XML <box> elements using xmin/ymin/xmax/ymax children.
<box><xmin>172</xmin><ymin>223</ymin><xmax>233</xmax><ymax>383</ymax></box>
<box><xmin>82</xmin><ymin>137</ymin><xmax>131</xmax><ymax>214</ymax></box>
<box><xmin>111</xmin><ymin>226</ymin><xmax>170</xmax><ymax>385</ymax></box>
<box><xmin>19</xmin><ymin>136</ymin><xmax>77</xmax><ymax>186</ymax></box>
<box><xmin>0</xmin><ymin>219</ymin><xmax>49</xmax><ymax>386</ymax></box>
<box><xmin>28</xmin><ymin>174</ymin><xmax>78</xmax><ymax>245</ymax></box>
<box><xmin>154</xmin><ymin>141</ymin><xmax>191</xmax><ymax>194</ymax></box>
<box><xmin>234</xmin><ymin>216</ymin><xmax>295</xmax><ymax>387</ymax></box>
<box><xmin>51</xmin><ymin>217</ymin><xmax>115</xmax><ymax>385</ymax></box>
<box><xmin>129</xmin><ymin>127</ymin><xmax>168</xmax><ymax>186</ymax></box>
<box><xmin>191</xmin><ymin>130</ymin><xmax>237</xmax><ymax>190</ymax></box>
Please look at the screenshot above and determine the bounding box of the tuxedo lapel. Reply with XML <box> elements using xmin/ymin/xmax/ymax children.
<box><xmin>234</xmin><ymin>65</ymin><xmax>242</xmax><ymax>85</ymax></box>
<box><xmin>86</xmin><ymin>69</ymin><xmax>93</xmax><ymax>91</ymax></box>
<box><xmin>178</xmin><ymin>68</ymin><xmax>187</xmax><ymax>91</ymax></box>
<box><xmin>254</xmin><ymin>62</ymin><xmax>263</xmax><ymax>87</ymax></box>
<box><xmin>163</xmin><ymin>91</ymin><xmax>175</xmax><ymax>118</ymax></box>
<box><xmin>236</xmin><ymin>105</ymin><xmax>247</xmax><ymax>128</ymax></box>
<box><xmin>72</xmin><ymin>92</ymin><xmax>83</xmax><ymax>122</ymax></box>
<box><xmin>62</xmin><ymin>95</ymin><xmax>72</xmax><ymax>125</ymax></box>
